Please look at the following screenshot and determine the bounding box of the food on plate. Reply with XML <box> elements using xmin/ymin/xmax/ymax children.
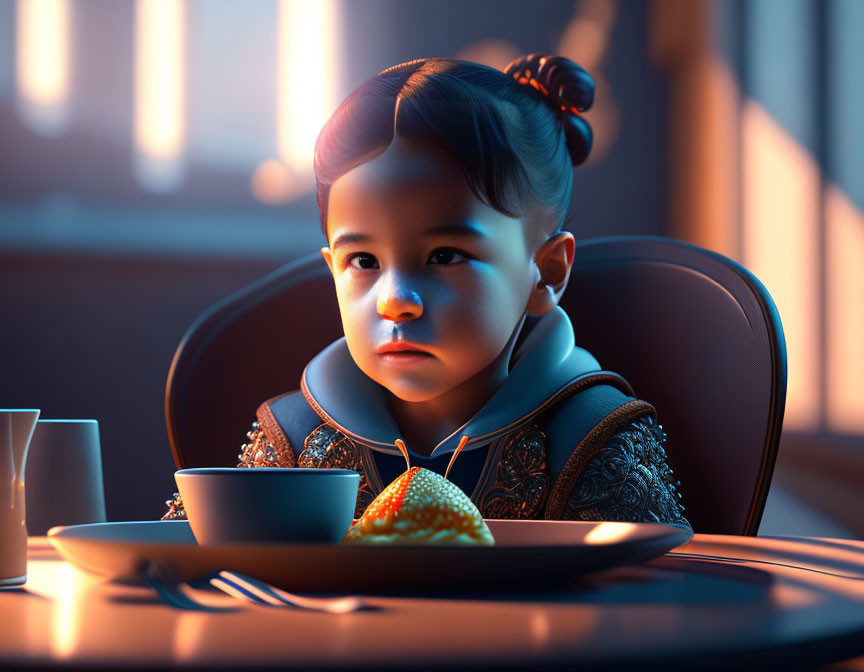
<box><xmin>341</xmin><ymin>467</ymin><xmax>494</xmax><ymax>546</ymax></box>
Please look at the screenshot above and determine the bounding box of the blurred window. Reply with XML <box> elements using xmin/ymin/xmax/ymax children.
<box><xmin>741</xmin><ymin>0</ymin><xmax>864</xmax><ymax>435</ymax></box>
<box><xmin>2</xmin><ymin>0</ymin><xmax>343</xmax><ymax>260</ymax></box>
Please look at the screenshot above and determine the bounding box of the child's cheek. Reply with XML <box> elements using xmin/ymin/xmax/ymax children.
<box><xmin>471</xmin><ymin>264</ymin><xmax>530</xmax><ymax>319</ymax></box>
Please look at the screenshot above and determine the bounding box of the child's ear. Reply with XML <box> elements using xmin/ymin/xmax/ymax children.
<box><xmin>525</xmin><ymin>232</ymin><xmax>575</xmax><ymax>316</ymax></box>
<box><xmin>321</xmin><ymin>246</ymin><xmax>334</xmax><ymax>274</ymax></box>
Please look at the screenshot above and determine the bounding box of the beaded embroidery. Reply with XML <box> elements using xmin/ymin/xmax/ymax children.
<box><xmin>237</xmin><ymin>421</ymin><xmax>295</xmax><ymax>468</ymax></box>
<box><xmin>562</xmin><ymin>415</ymin><xmax>689</xmax><ymax>526</ymax></box>
<box><xmin>478</xmin><ymin>424</ymin><xmax>549</xmax><ymax>519</ymax></box>
<box><xmin>161</xmin><ymin>492</ymin><xmax>186</xmax><ymax>520</ymax></box>
<box><xmin>297</xmin><ymin>424</ymin><xmax>377</xmax><ymax>518</ymax></box>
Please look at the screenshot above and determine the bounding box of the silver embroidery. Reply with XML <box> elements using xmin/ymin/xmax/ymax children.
<box><xmin>298</xmin><ymin>424</ymin><xmax>376</xmax><ymax>518</ymax></box>
<box><xmin>237</xmin><ymin>421</ymin><xmax>293</xmax><ymax>467</ymax></box>
<box><xmin>563</xmin><ymin>416</ymin><xmax>690</xmax><ymax>527</ymax></box>
<box><xmin>479</xmin><ymin>424</ymin><xmax>549</xmax><ymax>519</ymax></box>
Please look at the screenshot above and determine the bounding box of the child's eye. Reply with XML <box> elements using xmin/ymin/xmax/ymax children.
<box><xmin>428</xmin><ymin>248</ymin><xmax>470</xmax><ymax>265</ymax></box>
<box><xmin>347</xmin><ymin>253</ymin><xmax>379</xmax><ymax>270</ymax></box>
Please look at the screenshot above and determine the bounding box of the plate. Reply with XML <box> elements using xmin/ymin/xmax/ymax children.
<box><xmin>48</xmin><ymin>519</ymin><xmax>693</xmax><ymax>593</ymax></box>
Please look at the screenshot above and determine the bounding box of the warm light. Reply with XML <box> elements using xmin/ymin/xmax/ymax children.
<box><xmin>15</xmin><ymin>0</ymin><xmax>70</xmax><ymax>136</ymax></box>
<box><xmin>50</xmin><ymin>563</ymin><xmax>81</xmax><ymax>659</ymax></box>
<box><xmin>583</xmin><ymin>521</ymin><xmax>638</xmax><ymax>545</ymax></box>
<box><xmin>826</xmin><ymin>184</ymin><xmax>864</xmax><ymax>434</ymax></box>
<box><xmin>277</xmin><ymin>0</ymin><xmax>340</xmax><ymax>173</ymax></box>
<box><xmin>558</xmin><ymin>0</ymin><xmax>617</xmax><ymax>75</ymax></box>
<box><xmin>134</xmin><ymin>0</ymin><xmax>186</xmax><ymax>192</ymax></box>
<box><xmin>454</xmin><ymin>40</ymin><xmax>520</xmax><ymax>71</ymax></box>
<box><xmin>665</xmin><ymin>57</ymin><xmax>739</xmax><ymax>256</ymax></box>
<box><xmin>742</xmin><ymin>99</ymin><xmax>820</xmax><ymax>430</ymax></box>
<box><xmin>556</xmin><ymin>0</ymin><xmax>620</xmax><ymax>164</ymax></box>
<box><xmin>529</xmin><ymin>610</ymin><xmax>552</xmax><ymax>649</ymax></box>
<box><xmin>173</xmin><ymin>613</ymin><xmax>209</xmax><ymax>662</ymax></box>
<box><xmin>250</xmin><ymin>159</ymin><xmax>314</xmax><ymax>204</ymax></box>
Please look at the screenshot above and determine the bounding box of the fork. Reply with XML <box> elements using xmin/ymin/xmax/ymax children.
<box><xmin>144</xmin><ymin>561</ymin><xmax>237</xmax><ymax>612</ymax></box>
<box><xmin>210</xmin><ymin>570</ymin><xmax>367</xmax><ymax>613</ymax></box>
<box><xmin>145</xmin><ymin>561</ymin><xmax>367</xmax><ymax>613</ymax></box>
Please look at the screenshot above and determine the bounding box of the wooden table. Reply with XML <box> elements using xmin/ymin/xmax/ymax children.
<box><xmin>2</xmin><ymin>534</ymin><xmax>864</xmax><ymax>670</ymax></box>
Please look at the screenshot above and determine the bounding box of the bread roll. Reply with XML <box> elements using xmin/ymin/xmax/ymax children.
<box><xmin>342</xmin><ymin>467</ymin><xmax>494</xmax><ymax>546</ymax></box>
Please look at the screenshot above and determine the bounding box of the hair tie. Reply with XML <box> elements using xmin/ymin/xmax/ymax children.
<box><xmin>504</xmin><ymin>53</ymin><xmax>595</xmax><ymax>165</ymax></box>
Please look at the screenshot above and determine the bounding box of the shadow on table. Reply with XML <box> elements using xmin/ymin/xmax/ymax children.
<box><xmin>0</xmin><ymin>587</ymin><xmax>51</xmax><ymax>600</ymax></box>
<box><xmin>367</xmin><ymin>557</ymin><xmax>776</xmax><ymax>605</ymax></box>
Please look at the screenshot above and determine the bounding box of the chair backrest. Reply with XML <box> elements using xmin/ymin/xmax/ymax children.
<box><xmin>165</xmin><ymin>235</ymin><xmax>786</xmax><ymax>535</ymax></box>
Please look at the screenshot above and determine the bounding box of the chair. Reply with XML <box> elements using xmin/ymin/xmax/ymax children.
<box><xmin>165</xmin><ymin>235</ymin><xmax>787</xmax><ymax>535</ymax></box>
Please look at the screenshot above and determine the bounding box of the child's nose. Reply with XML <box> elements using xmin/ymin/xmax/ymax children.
<box><xmin>377</xmin><ymin>277</ymin><xmax>423</xmax><ymax>322</ymax></box>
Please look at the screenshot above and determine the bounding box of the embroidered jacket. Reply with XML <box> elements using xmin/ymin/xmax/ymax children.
<box><xmin>164</xmin><ymin>307</ymin><xmax>690</xmax><ymax>528</ymax></box>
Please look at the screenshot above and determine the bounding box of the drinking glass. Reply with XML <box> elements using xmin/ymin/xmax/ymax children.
<box><xmin>25</xmin><ymin>419</ymin><xmax>107</xmax><ymax>535</ymax></box>
<box><xmin>0</xmin><ymin>409</ymin><xmax>40</xmax><ymax>587</ymax></box>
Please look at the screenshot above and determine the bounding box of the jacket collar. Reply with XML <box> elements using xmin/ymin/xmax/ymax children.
<box><xmin>300</xmin><ymin>307</ymin><xmax>603</xmax><ymax>459</ymax></box>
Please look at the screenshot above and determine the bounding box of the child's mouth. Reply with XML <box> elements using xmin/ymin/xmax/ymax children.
<box><xmin>376</xmin><ymin>341</ymin><xmax>435</xmax><ymax>365</ymax></box>
<box><xmin>378</xmin><ymin>350</ymin><xmax>435</xmax><ymax>365</ymax></box>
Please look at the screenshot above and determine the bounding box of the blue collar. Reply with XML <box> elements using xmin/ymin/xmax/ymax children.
<box><xmin>300</xmin><ymin>307</ymin><xmax>603</xmax><ymax>458</ymax></box>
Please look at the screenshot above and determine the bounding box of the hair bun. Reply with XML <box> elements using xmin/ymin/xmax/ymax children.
<box><xmin>504</xmin><ymin>53</ymin><xmax>595</xmax><ymax>166</ymax></box>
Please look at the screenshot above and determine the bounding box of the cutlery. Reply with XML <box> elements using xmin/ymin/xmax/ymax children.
<box><xmin>145</xmin><ymin>561</ymin><xmax>368</xmax><ymax>613</ymax></box>
<box><xmin>211</xmin><ymin>570</ymin><xmax>368</xmax><ymax>613</ymax></box>
<box><xmin>144</xmin><ymin>561</ymin><xmax>237</xmax><ymax>612</ymax></box>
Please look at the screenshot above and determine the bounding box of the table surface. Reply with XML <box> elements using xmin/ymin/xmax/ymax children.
<box><xmin>2</xmin><ymin>533</ymin><xmax>864</xmax><ymax>670</ymax></box>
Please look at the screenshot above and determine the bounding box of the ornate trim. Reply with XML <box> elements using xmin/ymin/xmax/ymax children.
<box><xmin>256</xmin><ymin>398</ymin><xmax>295</xmax><ymax>466</ymax></box>
<box><xmin>561</xmin><ymin>416</ymin><xmax>689</xmax><ymax>526</ymax></box>
<box><xmin>544</xmin><ymin>400</ymin><xmax>656</xmax><ymax>520</ymax></box>
<box><xmin>237</xmin><ymin>420</ymin><xmax>295</xmax><ymax>468</ymax></box>
<box><xmin>298</xmin><ymin>423</ymin><xmax>377</xmax><ymax>518</ymax></box>
<box><xmin>161</xmin><ymin>492</ymin><xmax>186</xmax><ymax>520</ymax></box>
<box><xmin>478</xmin><ymin>424</ymin><xmax>549</xmax><ymax>519</ymax></box>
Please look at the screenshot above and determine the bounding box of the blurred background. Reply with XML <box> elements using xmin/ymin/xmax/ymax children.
<box><xmin>1</xmin><ymin>0</ymin><xmax>862</xmax><ymax>535</ymax></box>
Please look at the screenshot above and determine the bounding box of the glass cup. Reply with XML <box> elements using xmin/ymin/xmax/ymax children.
<box><xmin>25</xmin><ymin>419</ymin><xmax>107</xmax><ymax>536</ymax></box>
<box><xmin>0</xmin><ymin>409</ymin><xmax>40</xmax><ymax>587</ymax></box>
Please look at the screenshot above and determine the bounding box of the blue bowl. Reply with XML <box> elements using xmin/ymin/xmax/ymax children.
<box><xmin>175</xmin><ymin>468</ymin><xmax>360</xmax><ymax>545</ymax></box>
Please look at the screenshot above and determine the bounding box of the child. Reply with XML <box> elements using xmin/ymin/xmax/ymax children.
<box><xmin>164</xmin><ymin>54</ymin><xmax>690</xmax><ymax>529</ymax></box>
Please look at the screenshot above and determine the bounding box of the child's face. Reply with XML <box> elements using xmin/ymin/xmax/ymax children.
<box><xmin>321</xmin><ymin>137</ymin><xmax>540</xmax><ymax>403</ymax></box>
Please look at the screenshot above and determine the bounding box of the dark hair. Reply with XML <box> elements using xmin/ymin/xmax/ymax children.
<box><xmin>314</xmin><ymin>55</ymin><xmax>594</xmax><ymax>235</ymax></box>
